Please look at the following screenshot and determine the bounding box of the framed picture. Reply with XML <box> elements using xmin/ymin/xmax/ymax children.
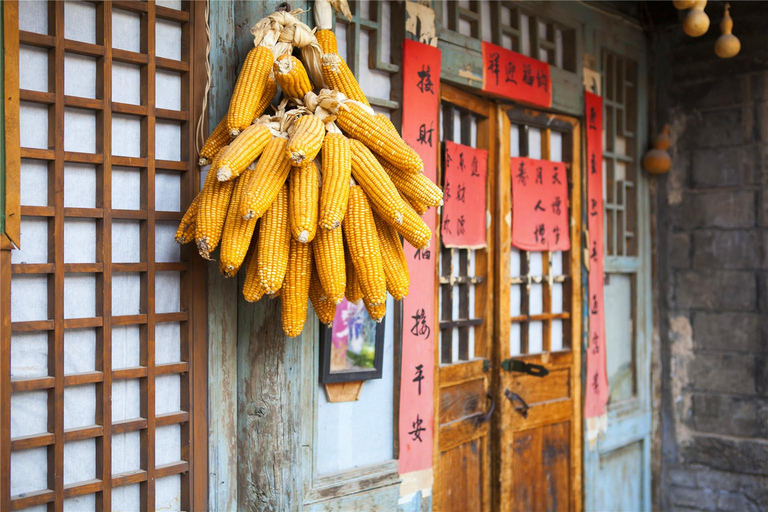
<box><xmin>320</xmin><ymin>298</ymin><xmax>385</xmax><ymax>383</ymax></box>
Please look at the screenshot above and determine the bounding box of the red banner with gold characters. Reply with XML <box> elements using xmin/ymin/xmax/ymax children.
<box><xmin>584</xmin><ymin>91</ymin><xmax>609</xmax><ymax>421</ymax></box>
<box><xmin>398</xmin><ymin>38</ymin><xmax>440</xmax><ymax>474</ymax></box>
<box><xmin>482</xmin><ymin>41</ymin><xmax>552</xmax><ymax>108</ymax></box>
<box><xmin>441</xmin><ymin>141</ymin><xmax>487</xmax><ymax>248</ymax></box>
<box><xmin>510</xmin><ymin>156</ymin><xmax>570</xmax><ymax>251</ymax></box>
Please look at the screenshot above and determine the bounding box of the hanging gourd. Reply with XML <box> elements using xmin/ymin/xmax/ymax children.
<box><xmin>642</xmin><ymin>125</ymin><xmax>672</xmax><ymax>175</ymax></box>
<box><xmin>673</xmin><ymin>0</ymin><xmax>695</xmax><ymax>10</ymax></box>
<box><xmin>683</xmin><ymin>0</ymin><xmax>710</xmax><ymax>37</ymax></box>
<box><xmin>714</xmin><ymin>3</ymin><xmax>740</xmax><ymax>59</ymax></box>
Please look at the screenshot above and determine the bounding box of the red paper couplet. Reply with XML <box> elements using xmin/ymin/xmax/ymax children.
<box><xmin>482</xmin><ymin>41</ymin><xmax>552</xmax><ymax>109</ymax></box>
<box><xmin>584</xmin><ymin>91</ymin><xmax>610</xmax><ymax>419</ymax></box>
<box><xmin>398</xmin><ymin>38</ymin><xmax>440</xmax><ymax>475</ymax></box>
<box><xmin>510</xmin><ymin>156</ymin><xmax>570</xmax><ymax>251</ymax></box>
<box><xmin>441</xmin><ymin>141</ymin><xmax>488</xmax><ymax>248</ymax></box>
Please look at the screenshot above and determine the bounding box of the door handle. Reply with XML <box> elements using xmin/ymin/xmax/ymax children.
<box><xmin>501</xmin><ymin>359</ymin><xmax>549</xmax><ymax>377</ymax></box>
<box><xmin>504</xmin><ymin>389</ymin><xmax>529</xmax><ymax>418</ymax></box>
<box><xmin>474</xmin><ymin>393</ymin><xmax>495</xmax><ymax>426</ymax></box>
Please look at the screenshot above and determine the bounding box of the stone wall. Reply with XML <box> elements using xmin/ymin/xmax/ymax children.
<box><xmin>653</xmin><ymin>4</ymin><xmax>768</xmax><ymax>510</ymax></box>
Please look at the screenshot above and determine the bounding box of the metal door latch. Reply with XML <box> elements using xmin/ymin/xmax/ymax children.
<box><xmin>504</xmin><ymin>389</ymin><xmax>529</xmax><ymax>418</ymax></box>
<box><xmin>474</xmin><ymin>393</ymin><xmax>495</xmax><ymax>426</ymax></box>
<box><xmin>500</xmin><ymin>359</ymin><xmax>550</xmax><ymax>377</ymax></box>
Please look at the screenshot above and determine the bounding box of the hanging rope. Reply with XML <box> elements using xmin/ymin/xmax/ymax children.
<box><xmin>194</xmin><ymin>0</ymin><xmax>212</xmax><ymax>161</ymax></box>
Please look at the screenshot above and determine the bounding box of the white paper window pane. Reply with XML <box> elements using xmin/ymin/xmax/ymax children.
<box><xmin>64</xmin><ymin>329</ymin><xmax>96</xmax><ymax>374</ymax></box>
<box><xmin>20</xmin><ymin>45</ymin><xmax>49</xmax><ymax>92</ymax></box>
<box><xmin>11</xmin><ymin>448</ymin><xmax>47</xmax><ymax>497</ymax></box>
<box><xmin>156</xmin><ymin>272</ymin><xmax>180</xmax><ymax>314</ymax></box>
<box><xmin>336</xmin><ymin>21</ymin><xmax>348</xmax><ymax>61</ymax></box>
<box><xmin>552</xmin><ymin>283</ymin><xmax>563</xmax><ymax>314</ymax></box>
<box><xmin>156</xmin><ymin>121</ymin><xmax>181</xmax><ymax>161</ymax></box>
<box><xmin>64</xmin><ymin>163</ymin><xmax>97</xmax><ymax>208</ymax></box>
<box><xmin>112</xmin><ymin>63</ymin><xmax>142</xmax><ymax>105</ymax></box>
<box><xmin>20</xmin><ymin>102</ymin><xmax>50</xmax><ymax>149</ymax></box>
<box><xmin>64</xmin><ymin>1</ymin><xmax>96</xmax><ymax>44</ymax></box>
<box><xmin>380</xmin><ymin>2</ymin><xmax>392</xmax><ymax>63</ymax></box>
<box><xmin>528</xmin><ymin>127</ymin><xmax>542</xmax><ymax>158</ymax></box>
<box><xmin>156</xmin><ymin>322</ymin><xmax>181</xmax><ymax>364</ymax></box>
<box><xmin>112</xmin><ymin>9</ymin><xmax>141</xmax><ymax>53</ymax></box>
<box><xmin>64</xmin><ymin>274</ymin><xmax>96</xmax><ymax>319</ymax></box>
<box><xmin>11</xmin><ymin>275</ymin><xmax>48</xmax><ymax>322</ymax></box>
<box><xmin>155</xmin><ymin>424</ymin><xmax>180</xmax><ymax>465</ymax></box>
<box><xmin>65</xmin><ymin>108</ymin><xmax>97</xmax><ymax>153</ymax></box>
<box><xmin>112</xmin><ymin>325</ymin><xmax>141</xmax><ymax>369</ymax></box>
<box><xmin>155</xmin><ymin>375</ymin><xmax>180</xmax><ymax>414</ymax></box>
<box><xmin>19</xmin><ymin>0</ymin><xmax>49</xmax><ymax>35</ymax></box>
<box><xmin>63</xmin><ymin>438</ymin><xmax>96</xmax><ymax>485</ymax></box>
<box><xmin>112</xmin><ymin>274</ymin><xmax>141</xmax><ymax>317</ymax></box>
<box><xmin>451</xmin><ymin>249</ymin><xmax>460</xmax><ymax>277</ymax></box>
<box><xmin>451</xmin><ymin>284</ymin><xmax>459</xmax><ymax>321</ymax></box>
<box><xmin>358</xmin><ymin>0</ymin><xmax>370</xmax><ymax>18</ymax></box>
<box><xmin>555</xmin><ymin>29</ymin><xmax>564</xmax><ymax>69</ymax></box>
<box><xmin>357</xmin><ymin>30</ymin><xmax>390</xmax><ymax>101</ymax></box>
<box><xmin>156</xmin><ymin>172</ymin><xmax>181</xmax><ymax>211</ymax></box>
<box><xmin>20</xmin><ymin>159</ymin><xmax>49</xmax><ymax>206</ymax></box>
<box><xmin>452</xmin><ymin>114</ymin><xmax>461</xmax><ymax>144</ymax></box>
<box><xmin>480</xmin><ymin>1</ymin><xmax>491</xmax><ymax>41</ymax></box>
<box><xmin>528</xmin><ymin>321</ymin><xmax>543</xmax><ymax>354</ymax></box>
<box><xmin>112</xmin><ymin>115</ymin><xmax>142</xmax><ymax>157</ymax></box>
<box><xmin>520</xmin><ymin>14</ymin><xmax>530</xmax><ymax>56</ymax></box>
<box><xmin>509</xmin><ymin>124</ymin><xmax>520</xmax><ymax>157</ymax></box>
<box><xmin>529</xmin><ymin>251</ymin><xmax>543</xmax><ymax>274</ymax></box>
<box><xmin>64</xmin><ymin>495</ymin><xmax>95</xmax><ymax>512</ymax></box>
<box><xmin>156</xmin><ymin>222</ymin><xmax>180</xmax><ymax>263</ymax></box>
<box><xmin>469</xmin><ymin>117</ymin><xmax>478</xmax><ymax>148</ymax></box>
<box><xmin>157</xmin><ymin>0</ymin><xmax>182</xmax><ymax>9</ymax></box>
<box><xmin>502</xmin><ymin>34</ymin><xmax>513</xmax><ymax>51</ymax></box>
<box><xmin>156</xmin><ymin>71</ymin><xmax>181</xmax><ymax>111</ymax></box>
<box><xmin>112</xmin><ymin>221</ymin><xmax>141</xmax><ymax>263</ymax></box>
<box><xmin>156</xmin><ymin>474</ymin><xmax>182</xmax><ymax>512</ymax></box>
<box><xmin>112</xmin><ymin>379</ymin><xmax>140</xmax><ymax>422</ymax></box>
<box><xmin>551</xmin><ymin>319</ymin><xmax>564</xmax><ymax>351</ymax></box>
<box><xmin>65</xmin><ymin>54</ymin><xmax>97</xmax><ymax>99</ymax></box>
<box><xmin>550</xmin><ymin>131</ymin><xmax>563</xmax><ymax>162</ymax></box>
<box><xmin>451</xmin><ymin>326</ymin><xmax>459</xmax><ymax>363</ymax></box>
<box><xmin>112</xmin><ymin>167</ymin><xmax>142</xmax><ymax>210</ymax></box>
<box><xmin>510</xmin><ymin>284</ymin><xmax>521</xmax><ymax>316</ymax></box>
<box><xmin>458</xmin><ymin>17</ymin><xmax>472</xmax><ymax>37</ymax></box>
<box><xmin>12</xmin><ymin>217</ymin><xmax>49</xmax><ymax>264</ymax></box>
<box><xmin>509</xmin><ymin>322</ymin><xmax>521</xmax><ymax>356</ymax></box>
<box><xmin>64</xmin><ymin>219</ymin><xmax>97</xmax><ymax>263</ymax></box>
<box><xmin>63</xmin><ymin>384</ymin><xmax>96</xmax><ymax>429</ymax></box>
<box><xmin>11</xmin><ymin>390</ymin><xmax>48</xmax><ymax>437</ymax></box>
<box><xmin>156</xmin><ymin>20</ymin><xmax>182</xmax><ymax>61</ymax></box>
<box><xmin>509</xmin><ymin>248</ymin><xmax>521</xmax><ymax>277</ymax></box>
<box><xmin>111</xmin><ymin>431</ymin><xmax>141</xmax><ymax>474</ymax></box>
<box><xmin>11</xmin><ymin>332</ymin><xmax>48</xmax><ymax>378</ymax></box>
<box><xmin>529</xmin><ymin>283</ymin><xmax>543</xmax><ymax>315</ymax></box>
<box><xmin>112</xmin><ymin>484</ymin><xmax>141</xmax><ymax>512</ymax></box>
<box><xmin>552</xmin><ymin>251</ymin><xmax>563</xmax><ymax>274</ymax></box>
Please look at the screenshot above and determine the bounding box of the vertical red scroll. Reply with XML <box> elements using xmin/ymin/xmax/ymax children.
<box><xmin>441</xmin><ymin>141</ymin><xmax>487</xmax><ymax>248</ymax></box>
<box><xmin>398</xmin><ymin>39</ymin><xmax>441</xmax><ymax>474</ymax></box>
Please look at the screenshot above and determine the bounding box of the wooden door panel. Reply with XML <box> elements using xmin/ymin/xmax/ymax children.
<box><xmin>512</xmin><ymin>422</ymin><xmax>571</xmax><ymax>512</ymax></box>
<box><xmin>440</xmin><ymin>378</ymin><xmax>486</xmax><ymax>424</ymax></box>
<box><xmin>508</xmin><ymin>368</ymin><xmax>571</xmax><ymax>405</ymax></box>
<box><xmin>440</xmin><ymin>438</ymin><xmax>485</xmax><ymax>511</ymax></box>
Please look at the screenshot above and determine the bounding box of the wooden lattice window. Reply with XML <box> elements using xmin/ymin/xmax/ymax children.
<box><xmin>0</xmin><ymin>1</ymin><xmax>207</xmax><ymax>510</ymax></box>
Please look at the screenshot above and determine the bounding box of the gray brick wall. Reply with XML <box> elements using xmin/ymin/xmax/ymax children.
<box><xmin>654</xmin><ymin>4</ymin><xmax>768</xmax><ymax>510</ymax></box>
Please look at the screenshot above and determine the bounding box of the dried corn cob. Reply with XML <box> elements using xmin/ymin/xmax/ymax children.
<box><xmin>309</xmin><ymin>264</ymin><xmax>337</xmax><ymax>325</ymax></box>
<box><xmin>313</xmin><ymin>225</ymin><xmax>346</xmax><ymax>303</ymax></box>
<box><xmin>319</xmin><ymin>132</ymin><xmax>351</xmax><ymax>229</ymax></box>
<box><xmin>196</xmin><ymin>150</ymin><xmax>236</xmax><ymax>259</ymax></box>
<box><xmin>375</xmin><ymin>113</ymin><xmax>399</xmax><ymax>137</ymax></box>
<box><xmin>316</xmin><ymin>29</ymin><xmax>337</xmax><ymax>54</ymax></box>
<box><xmin>378</xmin><ymin>156</ymin><xmax>443</xmax><ymax>207</ymax></box>
<box><xmin>274</xmin><ymin>55</ymin><xmax>314</xmax><ymax>99</ymax></box>
<box><xmin>199</xmin><ymin>117</ymin><xmax>231</xmax><ymax>166</ymax></box>
<box><xmin>390</xmin><ymin>195</ymin><xmax>432</xmax><ymax>250</ymax></box>
<box><xmin>373</xmin><ymin>213</ymin><xmax>409</xmax><ymax>300</ymax></box>
<box><xmin>365</xmin><ymin>301</ymin><xmax>386</xmax><ymax>322</ymax></box>
<box><xmin>349</xmin><ymin>139</ymin><xmax>405</xmax><ymax>226</ymax></box>
<box><xmin>219</xmin><ymin>168</ymin><xmax>259</xmax><ymax>276</ymax></box>
<box><xmin>254</xmin><ymin>73</ymin><xmax>277</xmax><ymax>119</ymax></box>
<box><xmin>257</xmin><ymin>184</ymin><xmax>291</xmax><ymax>295</ymax></box>
<box><xmin>321</xmin><ymin>53</ymin><xmax>370</xmax><ymax>107</ymax></box>
<box><xmin>175</xmin><ymin>193</ymin><xmax>201</xmax><ymax>244</ymax></box>
<box><xmin>285</xmin><ymin>115</ymin><xmax>324</xmax><ymax>166</ymax></box>
<box><xmin>289</xmin><ymin>161</ymin><xmax>319</xmax><ymax>243</ymax></box>
<box><xmin>282</xmin><ymin>238</ymin><xmax>313</xmax><ymax>337</ymax></box>
<box><xmin>226</xmin><ymin>45</ymin><xmax>274</xmax><ymax>136</ymax></box>
<box><xmin>344</xmin><ymin>242</ymin><xmax>363</xmax><ymax>302</ymax></box>
<box><xmin>216</xmin><ymin>123</ymin><xmax>271</xmax><ymax>181</ymax></box>
<box><xmin>406</xmin><ymin>196</ymin><xmax>428</xmax><ymax>215</ymax></box>
<box><xmin>241</xmin><ymin>137</ymin><xmax>292</xmax><ymax>220</ymax></box>
<box><xmin>343</xmin><ymin>186</ymin><xmax>387</xmax><ymax>307</ymax></box>
<box><xmin>337</xmin><ymin>103</ymin><xmax>423</xmax><ymax>173</ymax></box>
<box><xmin>243</xmin><ymin>240</ymin><xmax>266</xmax><ymax>302</ymax></box>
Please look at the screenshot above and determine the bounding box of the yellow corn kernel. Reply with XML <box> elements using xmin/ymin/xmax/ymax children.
<box><xmin>175</xmin><ymin>193</ymin><xmax>201</xmax><ymax>244</ymax></box>
<box><xmin>316</xmin><ymin>29</ymin><xmax>337</xmax><ymax>54</ymax></box>
<box><xmin>349</xmin><ymin>139</ymin><xmax>405</xmax><ymax>226</ymax></box>
<box><xmin>219</xmin><ymin>168</ymin><xmax>259</xmax><ymax>276</ymax></box>
<box><xmin>285</xmin><ymin>115</ymin><xmax>324</xmax><ymax>166</ymax></box>
<box><xmin>313</xmin><ymin>225</ymin><xmax>345</xmax><ymax>303</ymax></box>
<box><xmin>377</xmin><ymin>156</ymin><xmax>443</xmax><ymax>207</ymax></box>
<box><xmin>274</xmin><ymin>55</ymin><xmax>314</xmax><ymax>100</ymax></box>
<box><xmin>375</xmin><ymin>113</ymin><xmax>400</xmax><ymax>137</ymax></box>
<box><xmin>319</xmin><ymin>132</ymin><xmax>351</xmax><ymax>230</ymax></box>
<box><xmin>241</xmin><ymin>137</ymin><xmax>292</xmax><ymax>220</ymax></box>
<box><xmin>226</xmin><ymin>46</ymin><xmax>274</xmax><ymax>136</ymax></box>
<box><xmin>321</xmin><ymin>53</ymin><xmax>370</xmax><ymax>106</ymax></box>
<box><xmin>343</xmin><ymin>186</ymin><xmax>387</xmax><ymax>307</ymax></box>
<box><xmin>373</xmin><ymin>213</ymin><xmax>410</xmax><ymax>300</ymax></box>
<box><xmin>199</xmin><ymin>117</ymin><xmax>231</xmax><ymax>166</ymax></box>
<box><xmin>406</xmin><ymin>196</ymin><xmax>428</xmax><ymax>215</ymax></box>
<box><xmin>389</xmin><ymin>194</ymin><xmax>432</xmax><ymax>250</ymax></box>
<box><xmin>254</xmin><ymin>74</ymin><xmax>277</xmax><ymax>119</ymax></box>
<box><xmin>337</xmin><ymin>103</ymin><xmax>423</xmax><ymax>173</ymax></box>
<box><xmin>242</xmin><ymin>240</ymin><xmax>266</xmax><ymax>302</ymax></box>
<box><xmin>282</xmin><ymin>238</ymin><xmax>313</xmax><ymax>337</ymax></box>
<box><xmin>216</xmin><ymin>123</ymin><xmax>272</xmax><ymax>181</ymax></box>
<box><xmin>344</xmin><ymin>242</ymin><xmax>363</xmax><ymax>302</ymax></box>
<box><xmin>288</xmin><ymin>161</ymin><xmax>319</xmax><ymax>243</ymax></box>
<box><xmin>309</xmin><ymin>265</ymin><xmax>337</xmax><ymax>325</ymax></box>
<box><xmin>365</xmin><ymin>301</ymin><xmax>386</xmax><ymax>323</ymax></box>
<box><xmin>195</xmin><ymin>149</ymin><xmax>235</xmax><ymax>259</ymax></box>
<box><xmin>257</xmin><ymin>185</ymin><xmax>291</xmax><ymax>294</ymax></box>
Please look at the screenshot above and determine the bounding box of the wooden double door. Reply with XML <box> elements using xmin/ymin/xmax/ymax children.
<box><xmin>433</xmin><ymin>85</ymin><xmax>582</xmax><ymax>511</ymax></box>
